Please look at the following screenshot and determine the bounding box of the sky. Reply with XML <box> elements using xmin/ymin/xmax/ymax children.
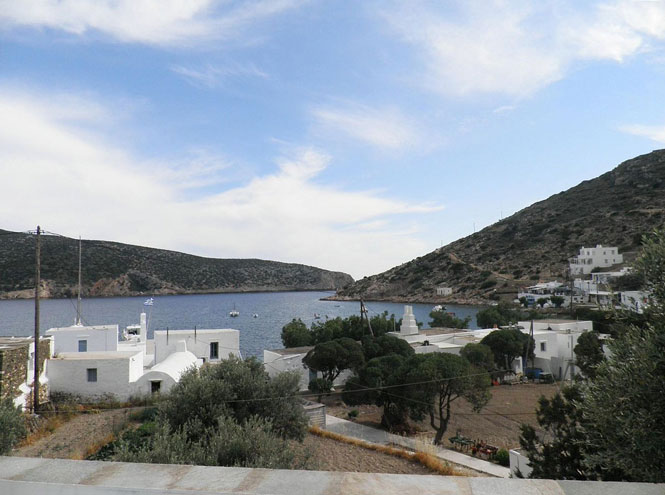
<box><xmin>1</xmin><ymin>0</ymin><xmax>665</xmax><ymax>280</ymax></box>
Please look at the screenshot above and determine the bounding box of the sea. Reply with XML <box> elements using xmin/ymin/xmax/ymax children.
<box><xmin>0</xmin><ymin>292</ymin><xmax>482</xmax><ymax>358</ymax></box>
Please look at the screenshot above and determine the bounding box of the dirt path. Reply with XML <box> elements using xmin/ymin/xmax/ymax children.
<box><xmin>14</xmin><ymin>409</ymin><xmax>132</xmax><ymax>460</ymax></box>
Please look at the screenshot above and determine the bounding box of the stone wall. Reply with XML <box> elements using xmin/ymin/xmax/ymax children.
<box><xmin>0</xmin><ymin>339</ymin><xmax>51</xmax><ymax>406</ymax></box>
<box><xmin>0</xmin><ymin>345</ymin><xmax>28</xmax><ymax>402</ymax></box>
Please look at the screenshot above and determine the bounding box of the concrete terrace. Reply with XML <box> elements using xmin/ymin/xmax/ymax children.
<box><xmin>1</xmin><ymin>457</ymin><xmax>662</xmax><ymax>495</ymax></box>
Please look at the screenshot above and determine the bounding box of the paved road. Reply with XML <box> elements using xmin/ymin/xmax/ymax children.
<box><xmin>325</xmin><ymin>415</ymin><xmax>511</xmax><ymax>478</ymax></box>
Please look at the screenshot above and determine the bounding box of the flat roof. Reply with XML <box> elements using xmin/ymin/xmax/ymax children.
<box><xmin>268</xmin><ymin>346</ymin><xmax>313</xmax><ymax>355</ymax></box>
<box><xmin>46</xmin><ymin>324</ymin><xmax>117</xmax><ymax>333</ymax></box>
<box><xmin>153</xmin><ymin>328</ymin><xmax>238</xmax><ymax>334</ymax></box>
<box><xmin>52</xmin><ymin>351</ymin><xmax>141</xmax><ymax>360</ymax></box>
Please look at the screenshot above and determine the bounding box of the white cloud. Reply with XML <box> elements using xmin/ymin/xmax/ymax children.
<box><xmin>0</xmin><ymin>87</ymin><xmax>441</xmax><ymax>279</ymax></box>
<box><xmin>0</xmin><ymin>0</ymin><xmax>305</xmax><ymax>45</ymax></box>
<box><xmin>310</xmin><ymin>102</ymin><xmax>421</xmax><ymax>150</ymax></box>
<box><xmin>379</xmin><ymin>0</ymin><xmax>665</xmax><ymax>97</ymax></box>
<box><xmin>619</xmin><ymin>123</ymin><xmax>665</xmax><ymax>143</ymax></box>
<box><xmin>171</xmin><ymin>62</ymin><xmax>268</xmax><ymax>88</ymax></box>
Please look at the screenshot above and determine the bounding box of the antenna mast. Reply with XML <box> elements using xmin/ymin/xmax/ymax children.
<box><xmin>33</xmin><ymin>226</ymin><xmax>41</xmax><ymax>414</ymax></box>
<box><xmin>76</xmin><ymin>236</ymin><xmax>82</xmax><ymax>325</ymax></box>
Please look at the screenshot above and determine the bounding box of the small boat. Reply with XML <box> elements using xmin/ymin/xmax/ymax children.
<box><xmin>314</xmin><ymin>313</ymin><xmax>321</xmax><ymax>319</ymax></box>
<box><xmin>229</xmin><ymin>304</ymin><xmax>239</xmax><ymax>317</ymax></box>
<box><xmin>253</xmin><ymin>313</ymin><xmax>258</xmax><ymax>318</ymax></box>
<box><xmin>432</xmin><ymin>305</ymin><xmax>444</xmax><ymax>312</ymax></box>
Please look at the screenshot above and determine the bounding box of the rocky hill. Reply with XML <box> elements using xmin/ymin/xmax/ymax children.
<box><xmin>0</xmin><ymin>232</ymin><xmax>353</xmax><ymax>299</ymax></box>
<box><xmin>334</xmin><ymin>149</ymin><xmax>665</xmax><ymax>304</ymax></box>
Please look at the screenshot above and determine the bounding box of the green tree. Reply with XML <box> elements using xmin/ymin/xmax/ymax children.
<box><xmin>519</xmin><ymin>296</ymin><xmax>529</xmax><ymax>308</ymax></box>
<box><xmin>160</xmin><ymin>356</ymin><xmax>307</xmax><ymax>441</ymax></box>
<box><xmin>404</xmin><ymin>353</ymin><xmax>491</xmax><ymax>444</ymax></box>
<box><xmin>518</xmin><ymin>385</ymin><xmax>587</xmax><ymax>480</ymax></box>
<box><xmin>303</xmin><ymin>338</ymin><xmax>365</xmax><ymax>384</ymax></box>
<box><xmin>361</xmin><ymin>334</ymin><xmax>414</xmax><ymax>361</ymax></box>
<box><xmin>280</xmin><ymin>318</ymin><xmax>312</xmax><ymax>348</ymax></box>
<box><xmin>637</xmin><ymin>229</ymin><xmax>665</xmax><ymax>315</ymax></box>
<box><xmin>460</xmin><ymin>343</ymin><xmax>495</xmax><ymax>373</ymax></box>
<box><xmin>343</xmin><ymin>354</ymin><xmax>412</xmax><ymax>431</ymax></box>
<box><xmin>536</xmin><ymin>297</ymin><xmax>548</xmax><ymax>308</ymax></box>
<box><xmin>0</xmin><ymin>399</ymin><xmax>26</xmax><ymax>455</ymax></box>
<box><xmin>579</xmin><ymin>322</ymin><xmax>665</xmax><ymax>482</ymax></box>
<box><xmin>429</xmin><ymin>308</ymin><xmax>471</xmax><ymax>329</ymax></box>
<box><xmin>550</xmin><ymin>295</ymin><xmax>565</xmax><ymax>308</ymax></box>
<box><xmin>573</xmin><ymin>332</ymin><xmax>604</xmax><ymax>379</ymax></box>
<box><xmin>480</xmin><ymin>328</ymin><xmax>533</xmax><ymax>374</ymax></box>
<box><xmin>475</xmin><ymin>302</ymin><xmax>520</xmax><ymax>328</ymax></box>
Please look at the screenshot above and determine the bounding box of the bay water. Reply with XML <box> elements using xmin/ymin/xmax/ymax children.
<box><xmin>0</xmin><ymin>292</ymin><xmax>481</xmax><ymax>358</ymax></box>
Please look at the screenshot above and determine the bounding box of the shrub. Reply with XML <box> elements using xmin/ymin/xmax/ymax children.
<box><xmin>495</xmin><ymin>448</ymin><xmax>510</xmax><ymax>467</ymax></box>
<box><xmin>347</xmin><ymin>409</ymin><xmax>359</xmax><ymax>419</ymax></box>
<box><xmin>0</xmin><ymin>399</ymin><xmax>26</xmax><ymax>454</ymax></box>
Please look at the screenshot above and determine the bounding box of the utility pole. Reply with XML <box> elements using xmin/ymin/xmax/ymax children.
<box><xmin>33</xmin><ymin>226</ymin><xmax>41</xmax><ymax>414</ymax></box>
<box><xmin>76</xmin><ymin>236</ymin><xmax>82</xmax><ymax>325</ymax></box>
<box><xmin>360</xmin><ymin>299</ymin><xmax>374</xmax><ymax>337</ymax></box>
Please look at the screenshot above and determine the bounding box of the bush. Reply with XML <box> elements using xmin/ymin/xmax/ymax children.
<box><xmin>495</xmin><ymin>448</ymin><xmax>510</xmax><ymax>467</ymax></box>
<box><xmin>347</xmin><ymin>409</ymin><xmax>359</xmax><ymax>419</ymax></box>
<box><xmin>0</xmin><ymin>399</ymin><xmax>26</xmax><ymax>454</ymax></box>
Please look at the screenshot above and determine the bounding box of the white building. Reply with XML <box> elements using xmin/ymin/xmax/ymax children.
<box><xmin>44</xmin><ymin>313</ymin><xmax>239</xmax><ymax>401</ymax></box>
<box><xmin>48</xmin><ymin>350</ymin><xmax>144</xmax><ymax>401</ymax></box>
<box><xmin>590</xmin><ymin>267</ymin><xmax>632</xmax><ymax>285</ymax></box>
<box><xmin>135</xmin><ymin>341</ymin><xmax>198</xmax><ymax>395</ymax></box>
<box><xmin>569</xmin><ymin>245</ymin><xmax>623</xmax><ymax>275</ymax></box>
<box><xmin>46</xmin><ymin>324</ymin><xmax>119</xmax><ymax>354</ymax></box>
<box><xmin>263</xmin><ymin>346</ymin><xmax>352</xmax><ymax>391</ymax></box>
<box><xmin>436</xmin><ymin>287</ymin><xmax>453</xmax><ymax>296</ymax></box>
<box><xmin>517</xmin><ymin>320</ymin><xmax>593</xmax><ymax>380</ymax></box>
<box><xmin>618</xmin><ymin>290</ymin><xmax>650</xmax><ymax>313</ymax></box>
<box><xmin>153</xmin><ymin>328</ymin><xmax>239</xmax><ymax>365</ymax></box>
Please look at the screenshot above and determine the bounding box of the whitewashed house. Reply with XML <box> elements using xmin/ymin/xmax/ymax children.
<box><xmin>436</xmin><ymin>287</ymin><xmax>453</xmax><ymax>296</ymax></box>
<box><xmin>48</xmin><ymin>350</ymin><xmax>144</xmax><ymax>401</ymax></box>
<box><xmin>569</xmin><ymin>245</ymin><xmax>623</xmax><ymax>275</ymax></box>
<box><xmin>153</xmin><ymin>328</ymin><xmax>239</xmax><ymax>365</ymax></box>
<box><xmin>134</xmin><ymin>340</ymin><xmax>198</xmax><ymax>395</ymax></box>
<box><xmin>618</xmin><ymin>290</ymin><xmax>650</xmax><ymax>313</ymax></box>
<box><xmin>263</xmin><ymin>345</ymin><xmax>352</xmax><ymax>391</ymax></box>
<box><xmin>517</xmin><ymin>320</ymin><xmax>593</xmax><ymax>380</ymax></box>
<box><xmin>44</xmin><ymin>313</ymin><xmax>240</xmax><ymax>401</ymax></box>
<box><xmin>46</xmin><ymin>324</ymin><xmax>118</xmax><ymax>354</ymax></box>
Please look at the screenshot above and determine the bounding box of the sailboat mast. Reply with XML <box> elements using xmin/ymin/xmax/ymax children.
<box><xmin>76</xmin><ymin>236</ymin><xmax>82</xmax><ymax>325</ymax></box>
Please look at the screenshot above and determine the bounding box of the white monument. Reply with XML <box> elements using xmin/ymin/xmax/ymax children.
<box><xmin>400</xmin><ymin>305</ymin><xmax>419</xmax><ymax>336</ymax></box>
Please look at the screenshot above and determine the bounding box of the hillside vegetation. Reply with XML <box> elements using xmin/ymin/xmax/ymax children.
<box><xmin>335</xmin><ymin>149</ymin><xmax>665</xmax><ymax>304</ymax></box>
<box><xmin>0</xmin><ymin>231</ymin><xmax>353</xmax><ymax>299</ymax></box>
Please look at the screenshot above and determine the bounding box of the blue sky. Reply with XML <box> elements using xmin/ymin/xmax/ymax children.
<box><xmin>1</xmin><ymin>0</ymin><xmax>664</xmax><ymax>279</ymax></box>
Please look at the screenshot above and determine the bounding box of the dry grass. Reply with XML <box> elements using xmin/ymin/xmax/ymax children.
<box><xmin>309</xmin><ymin>426</ymin><xmax>463</xmax><ymax>476</ymax></box>
<box><xmin>73</xmin><ymin>433</ymin><xmax>117</xmax><ymax>460</ymax></box>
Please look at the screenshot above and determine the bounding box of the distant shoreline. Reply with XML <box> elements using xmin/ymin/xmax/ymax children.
<box><xmin>0</xmin><ymin>287</ymin><xmax>339</xmax><ymax>302</ymax></box>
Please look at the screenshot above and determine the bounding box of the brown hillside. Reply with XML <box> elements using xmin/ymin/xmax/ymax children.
<box><xmin>335</xmin><ymin>149</ymin><xmax>665</xmax><ymax>304</ymax></box>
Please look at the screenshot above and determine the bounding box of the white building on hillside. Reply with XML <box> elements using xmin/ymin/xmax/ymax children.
<box><xmin>569</xmin><ymin>245</ymin><xmax>623</xmax><ymax>275</ymax></box>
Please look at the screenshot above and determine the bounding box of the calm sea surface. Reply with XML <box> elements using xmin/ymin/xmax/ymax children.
<box><xmin>0</xmin><ymin>292</ymin><xmax>482</xmax><ymax>358</ymax></box>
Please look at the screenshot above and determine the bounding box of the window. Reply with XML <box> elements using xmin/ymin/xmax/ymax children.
<box><xmin>210</xmin><ymin>342</ymin><xmax>219</xmax><ymax>360</ymax></box>
<box><xmin>87</xmin><ymin>368</ymin><xmax>97</xmax><ymax>382</ymax></box>
<box><xmin>78</xmin><ymin>339</ymin><xmax>87</xmax><ymax>352</ymax></box>
<box><xmin>151</xmin><ymin>381</ymin><xmax>161</xmax><ymax>394</ymax></box>
<box><xmin>540</xmin><ymin>342</ymin><xmax>547</xmax><ymax>352</ymax></box>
